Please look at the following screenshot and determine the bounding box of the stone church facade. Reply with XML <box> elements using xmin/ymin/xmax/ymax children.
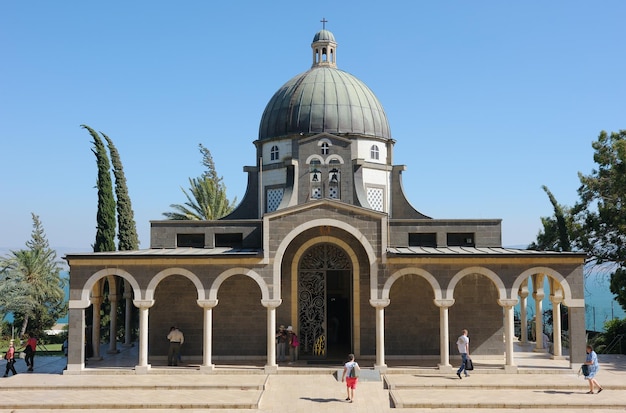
<box><xmin>65</xmin><ymin>27</ymin><xmax>587</xmax><ymax>374</ymax></box>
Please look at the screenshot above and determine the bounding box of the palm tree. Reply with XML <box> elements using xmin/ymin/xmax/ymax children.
<box><xmin>163</xmin><ymin>176</ymin><xmax>236</xmax><ymax>220</ymax></box>
<box><xmin>3</xmin><ymin>249</ymin><xmax>65</xmax><ymax>336</ymax></box>
<box><xmin>0</xmin><ymin>214</ymin><xmax>66</xmax><ymax>337</ymax></box>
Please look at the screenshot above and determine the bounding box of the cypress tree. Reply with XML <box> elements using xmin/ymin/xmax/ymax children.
<box><xmin>104</xmin><ymin>133</ymin><xmax>139</xmax><ymax>251</ymax></box>
<box><xmin>82</xmin><ymin>125</ymin><xmax>116</xmax><ymax>252</ymax></box>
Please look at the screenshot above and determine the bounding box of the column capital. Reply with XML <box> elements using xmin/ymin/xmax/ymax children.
<box><xmin>532</xmin><ymin>292</ymin><xmax>545</xmax><ymax>300</ymax></box>
<box><xmin>369</xmin><ymin>299</ymin><xmax>390</xmax><ymax>308</ymax></box>
<box><xmin>434</xmin><ymin>299</ymin><xmax>455</xmax><ymax>308</ymax></box>
<box><xmin>549</xmin><ymin>295</ymin><xmax>564</xmax><ymax>304</ymax></box>
<box><xmin>261</xmin><ymin>299</ymin><xmax>282</xmax><ymax>309</ymax></box>
<box><xmin>69</xmin><ymin>299</ymin><xmax>91</xmax><ymax>309</ymax></box>
<box><xmin>498</xmin><ymin>299</ymin><xmax>519</xmax><ymax>308</ymax></box>
<box><xmin>133</xmin><ymin>300</ymin><xmax>155</xmax><ymax>309</ymax></box>
<box><xmin>197</xmin><ymin>299</ymin><xmax>219</xmax><ymax>308</ymax></box>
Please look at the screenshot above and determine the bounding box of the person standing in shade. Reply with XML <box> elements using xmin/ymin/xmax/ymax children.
<box><xmin>167</xmin><ymin>326</ymin><xmax>184</xmax><ymax>366</ymax></box>
<box><xmin>3</xmin><ymin>342</ymin><xmax>17</xmax><ymax>377</ymax></box>
<box><xmin>584</xmin><ymin>345</ymin><xmax>603</xmax><ymax>394</ymax></box>
<box><xmin>456</xmin><ymin>329</ymin><xmax>470</xmax><ymax>379</ymax></box>
<box><xmin>286</xmin><ymin>326</ymin><xmax>298</xmax><ymax>363</ymax></box>
<box><xmin>341</xmin><ymin>353</ymin><xmax>360</xmax><ymax>403</ymax></box>
<box><xmin>24</xmin><ymin>333</ymin><xmax>38</xmax><ymax>372</ymax></box>
<box><xmin>276</xmin><ymin>325</ymin><xmax>287</xmax><ymax>362</ymax></box>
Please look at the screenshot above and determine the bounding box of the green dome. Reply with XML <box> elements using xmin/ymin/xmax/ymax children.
<box><xmin>258</xmin><ymin>29</ymin><xmax>390</xmax><ymax>141</ymax></box>
<box><xmin>258</xmin><ymin>66</ymin><xmax>391</xmax><ymax>140</ymax></box>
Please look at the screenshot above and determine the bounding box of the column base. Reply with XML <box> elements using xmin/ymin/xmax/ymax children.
<box><xmin>504</xmin><ymin>365</ymin><xmax>518</xmax><ymax>373</ymax></box>
<box><xmin>200</xmin><ymin>364</ymin><xmax>216</xmax><ymax>372</ymax></box>
<box><xmin>551</xmin><ymin>355</ymin><xmax>567</xmax><ymax>360</ymax></box>
<box><xmin>134</xmin><ymin>364</ymin><xmax>151</xmax><ymax>374</ymax></box>
<box><xmin>264</xmin><ymin>364</ymin><xmax>278</xmax><ymax>374</ymax></box>
<box><xmin>437</xmin><ymin>364</ymin><xmax>454</xmax><ymax>372</ymax></box>
<box><xmin>374</xmin><ymin>364</ymin><xmax>388</xmax><ymax>373</ymax></box>
<box><xmin>63</xmin><ymin>363</ymin><xmax>83</xmax><ymax>374</ymax></box>
<box><xmin>533</xmin><ymin>348</ymin><xmax>547</xmax><ymax>353</ymax></box>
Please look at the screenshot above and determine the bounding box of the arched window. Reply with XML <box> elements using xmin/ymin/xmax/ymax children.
<box><xmin>270</xmin><ymin>145</ymin><xmax>279</xmax><ymax>161</ymax></box>
<box><xmin>370</xmin><ymin>145</ymin><xmax>379</xmax><ymax>160</ymax></box>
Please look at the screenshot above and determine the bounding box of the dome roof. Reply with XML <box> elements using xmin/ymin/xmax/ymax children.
<box><xmin>313</xmin><ymin>29</ymin><xmax>335</xmax><ymax>42</ymax></box>
<box><xmin>258</xmin><ymin>30</ymin><xmax>391</xmax><ymax>141</ymax></box>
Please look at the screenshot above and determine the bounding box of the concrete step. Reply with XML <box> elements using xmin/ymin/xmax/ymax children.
<box><xmin>0</xmin><ymin>388</ymin><xmax>263</xmax><ymax>410</ymax></box>
<box><xmin>0</xmin><ymin>374</ymin><xmax>267</xmax><ymax>410</ymax></box>
<box><xmin>390</xmin><ymin>388</ymin><xmax>622</xmax><ymax>409</ymax></box>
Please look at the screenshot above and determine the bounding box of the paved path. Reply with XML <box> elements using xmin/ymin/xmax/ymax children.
<box><xmin>1</xmin><ymin>347</ymin><xmax>625</xmax><ymax>412</ymax></box>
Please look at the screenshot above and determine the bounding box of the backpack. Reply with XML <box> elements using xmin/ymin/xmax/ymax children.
<box><xmin>348</xmin><ymin>362</ymin><xmax>359</xmax><ymax>378</ymax></box>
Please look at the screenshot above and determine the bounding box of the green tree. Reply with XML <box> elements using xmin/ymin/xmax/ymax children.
<box><xmin>104</xmin><ymin>133</ymin><xmax>139</xmax><ymax>251</ymax></box>
<box><xmin>528</xmin><ymin>186</ymin><xmax>573</xmax><ymax>252</ymax></box>
<box><xmin>0</xmin><ymin>214</ymin><xmax>66</xmax><ymax>337</ymax></box>
<box><xmin>163</xmin><ymin>145</ymin><xmax>237</xmax><ymax>220</ymax></box>
<box><xmin>574</xmin><ymin>130</ymin><xmax>626</xmax><ymax>310</ymax></box>
<box><xmin>82</xmin><ymin>125</ymin><xmax>116</xmax><ymax>252</ymax></box>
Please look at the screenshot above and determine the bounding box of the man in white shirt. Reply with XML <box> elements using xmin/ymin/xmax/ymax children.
<box><xmin>456</xmin><ymin>329</ymin><xmax>470</xmax><ymax>379</ymax></box>
<box><xmin>167</xmin><ymin>326</ymin><xmax>185</xmax><ymax>366</ymax></box>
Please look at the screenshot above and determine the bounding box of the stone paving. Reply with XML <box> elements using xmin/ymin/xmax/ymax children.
<box><xmin>0</xmin><ymin>344</ymin><xmax>625</xmax><ymax>412</ymax></box>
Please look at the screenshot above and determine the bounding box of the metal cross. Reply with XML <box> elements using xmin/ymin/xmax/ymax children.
<box><xmin>320</xmin><ymin>18</ymin><xmax>328</xmax><ymax>30</ymax></box>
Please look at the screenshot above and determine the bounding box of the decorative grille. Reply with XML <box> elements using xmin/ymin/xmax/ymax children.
<box><xmin>266</xmin><ymin>188</ymin><xmax>284</xmax><ymax>212</ymax></box>
<box><xmin>367</xmin><ymin>187</ymin><xmax>384</xmax><ymax>211</ymax></box>
<box><xmin>328</xmin><ymin>186</ymin><xmax>339</xmax><ymax>199</ymax></box>
<box><xmin>311</xmin><ymin>186</ymin><xmax>322</xmax><ymax>199</ymax></box>
<box><xmin>298</xmin><ymin>244</ymin><xmax>350</xmax><ymax>357</ymax></box>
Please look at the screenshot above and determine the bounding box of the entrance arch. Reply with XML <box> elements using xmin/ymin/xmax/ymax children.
<box><xmin>296</xmin><ymin>242</ymin><xmax>353</xmax><ymax>359</ymax></box>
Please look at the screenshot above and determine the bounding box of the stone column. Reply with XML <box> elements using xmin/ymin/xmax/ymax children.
<box><xmin>532</xmin><ymin>274</ymin><xmax>545</xmax><ymax>352</ymax></box>
<box><xmin>434</xmin><ymin>299</ymin><xmax>455</xmax><ymax>371</ymax></box>
<box><xmin>90</xmin><ymin>294</ymin><xmax>103</xmax><ymax>361</ymax></box>
<box><xmin>499</xmin><ymin>299</ymin><xmax>518</xmax><ymax>372</ymax></box>
<box><xmin>123</xmin><ymin>280</ymin><xmax>133</xmax><ymax>347</ymax></box>
<box><xmin>107</xmin><ymin>293</ymin><xmax>119</xmax><ymax>354</ymax></box>
<box><xmin>519</xmin><ymin>283</ymin><xmax>529</xmax><ymax>344</ymax></box>
<box><xmin>568</xmin><ymin>305</ymin><xmax>587</xmax><ymax>365</ymax></box>
<box><xmin>262</xmin><ymin>299</ymin><xmax>282</xmax><ymax>373</ymax></box>
<box><xmin>370</xmin><ymin>299</ymin><xmax>390</xmax><ymax>372</ymax></box>
<box><xmin>65</xmin><ymin>302</ymin><xmax>89</xmax><ymax>374</ymax></box>
<box><xmin>550</xmin><ymin>295</ymin><xmax>564</xmax><ymax>358</ymax></box>
<box><xmin>197</xmin><ymin>299</ymin><xmax>218</xmax><ymax>372</ymax></box>
<box><xmin>133</xmin><ymin>300</ymin><xmax>154</xmax><ymax>374</ymax></box>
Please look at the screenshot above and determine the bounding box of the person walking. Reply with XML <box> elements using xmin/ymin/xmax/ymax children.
<box><xmin>3</xmin><ymin>342</ymin><xmax>18</xmax><ymax>377</ymax></box>
<box><xmin>583</xmin><ymin>345</ymin><xmax>603</xmax><ymax>394</ymax></box>
<box><xmin>456</xmin><ymin>329</ymin><xmax>470</xmax><ymax>379</ymax></box>
<box><xmin>341</xmin><ymin>353</ymin><xmax>360</xmax><ymax>402</ymax></box>
<box><xmin>166</xmin><ymin>326</ymin><xmax>184</xmax><ymax>366</ymax></box>
<box><xmin>24</xmin><ymin>333</ymin><xmax>38</xmax><ymax>372</ymax></box>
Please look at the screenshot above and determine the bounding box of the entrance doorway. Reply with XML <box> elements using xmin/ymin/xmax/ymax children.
<box><xmin>297</xmin><ymin>243</ymin><xmax>352</xmax><ymax>360</ymax></box>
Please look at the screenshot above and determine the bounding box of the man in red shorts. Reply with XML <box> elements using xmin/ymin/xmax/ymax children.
<box><xmin>341</xmin><ymin>353</ymin><xmax>360</xmax><ymax>402</ymax></box>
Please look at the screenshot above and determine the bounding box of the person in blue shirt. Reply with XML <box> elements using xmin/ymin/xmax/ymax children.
<box><xmin>583</xmin><ymin>345</ymin><xmax>603</xmax><ymax>394</ymax></box>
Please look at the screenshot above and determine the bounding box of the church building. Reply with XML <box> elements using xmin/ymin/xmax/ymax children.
<box><xmin>65</xmin><ymin>26</ymin><xmax>587</xmax><ymax>374</ymax></box>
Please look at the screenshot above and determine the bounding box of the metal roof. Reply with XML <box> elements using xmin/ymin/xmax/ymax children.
<box><xmin>387</xmin><ymin>246</ymin><xmax>587</xmax><ymax>256</ymax></box>
<box><xmin>64</xmin><ymin>247</ymin><xmax>262</xmax><ymax>258</ymax></box>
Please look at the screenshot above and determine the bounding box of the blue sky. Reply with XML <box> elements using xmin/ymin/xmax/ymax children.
<box><xmin>1</xmin><ymin>1</ymin><xmax>624</xmax><ymax>256</ymax></box>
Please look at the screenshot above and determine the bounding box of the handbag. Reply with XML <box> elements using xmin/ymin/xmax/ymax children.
<box><xmin>465</xmin><ymin>357</ymin><xmax>474</xmax><ymax>371</ymax></box>
<box><xmin>581</xmin><ymin>364</ymin><xmax>590</xmax><ymax>376</ymax></box>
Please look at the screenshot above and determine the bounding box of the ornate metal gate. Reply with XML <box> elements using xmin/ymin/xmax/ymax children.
<box><xmin>298</xmin><ymin>243</ymin><xmax>351</xmax><ymax>358</ymax></box>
